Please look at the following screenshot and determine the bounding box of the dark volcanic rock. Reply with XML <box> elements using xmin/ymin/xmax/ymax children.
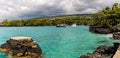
<box><xmin>89</xmin><ymin>26</ymin><xmax>120</xmax><ymax>34</ymax></box>
<box><xmin>0</xmin><ymin>37</ymin><xmax>43</xmax><ymax>58</ymax></box>
<box><xmin>113</xmin><ymin>32</ymin><xmax>120</xmax><ymax>40</ymax></box>
<box><xmin>112</xmin><ymin>27</ymin><xmax>120</xmax><ymax>32</ymax></box>
<box><xmin>89</xmin><ymin>26</ymin><xmax>112</xmax><ymax>34</ymax></box>
<box><xmin>80</xmin><ymin>43</ymin><xmax>119</xmax><ymax>58</ymax></box>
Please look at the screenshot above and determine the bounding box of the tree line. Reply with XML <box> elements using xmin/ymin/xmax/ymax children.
<box><xmin>92</xmin><ymin>3</ymin><xmax>120</xmax><ymax>28</ymax></box>
<box><xmin>2</xmin><ymin>16</ymin><xmax>93</xmax><ymax>26</ymax></box>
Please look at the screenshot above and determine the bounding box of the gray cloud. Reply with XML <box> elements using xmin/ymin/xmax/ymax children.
<box><xmin>0</xmin><ymin>0</ymin><xmax>120</xmax><ymax>21</ymax></box>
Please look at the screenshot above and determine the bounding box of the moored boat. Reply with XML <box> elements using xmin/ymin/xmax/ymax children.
<box><xmin>56</xmin><ymin>24</ymin><xmax>67</xmax><ymax>27</ymax></box>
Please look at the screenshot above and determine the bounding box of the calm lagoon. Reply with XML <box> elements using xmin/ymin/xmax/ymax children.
<box><xmin>0</xmin><ymin>26</ymin><xmax>113</xmax><ymax>58</ymax></box>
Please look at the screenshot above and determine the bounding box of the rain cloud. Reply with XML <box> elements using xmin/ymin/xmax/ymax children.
<box><xmin>0</xmin><ymin>0</ymin><xmax>120</xmax><ymax>20</ymax></box>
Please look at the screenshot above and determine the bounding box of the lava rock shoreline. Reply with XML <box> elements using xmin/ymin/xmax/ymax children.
<box><xmin>89</xmin><ymin>26</ymin><xmax>120</xmax><ymax>34</ymax></box>
<box><xmin>80</xmin><ymin>43</ymin><xmax>120</xmax><ymax>58</ymax></box>
<box><xmin>0</xmin><ymin>37</ymin><xmax>43</xmax><ymax>58</ymax></box>
<box><xmin>89</xmin><ymin>26</ymin><xmax>120</xmax><ymax>40</ymax></box>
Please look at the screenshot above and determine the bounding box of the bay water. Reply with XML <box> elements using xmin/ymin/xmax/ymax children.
<box><xmin>0</xmin><ymin>26</ymin><xmax>113</xmax><ymax>58</ymax></box>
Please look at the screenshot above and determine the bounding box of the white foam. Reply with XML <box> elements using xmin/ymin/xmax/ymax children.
<box><xmin>106</xmin><ymin>34</ymin><xmax>113</xmax><ymax>38</ymax></box>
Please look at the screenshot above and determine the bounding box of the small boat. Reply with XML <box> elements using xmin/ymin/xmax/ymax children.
<box><xmin>71</xmin><ymin>24</ymin><xmax>77</xmax><ymax>27</ymax></box>
<box><xmin>56</xmin><ymin>24</ymin><xmax>66</xmax><ymax>27</ymax></box>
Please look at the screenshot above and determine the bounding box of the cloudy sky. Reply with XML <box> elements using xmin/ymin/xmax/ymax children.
<box><xmin>0</xmin><ymin>0</ymin><xmax>120</xmax><ymax>21</ymax></box>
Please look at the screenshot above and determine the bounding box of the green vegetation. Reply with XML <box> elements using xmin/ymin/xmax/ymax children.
<box><xmin>92</xmin><ymin>3</ymin><xmax>120</xmax><ymax>28</ymax></box>
<box><xmin>1</xmin><ymin>3</ymin><xmax>120</xmax><ymax>27</ymax></box>
<box><xmin>1</xmin><ymin>15</ymin><xmax>93</xmax><ymax>26</ymax></box>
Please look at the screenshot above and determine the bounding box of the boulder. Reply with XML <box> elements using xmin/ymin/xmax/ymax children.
<box><xmin>0</xmin><ymin>37</ymin><xmax>43</xmax><ymax>58</ymax></box>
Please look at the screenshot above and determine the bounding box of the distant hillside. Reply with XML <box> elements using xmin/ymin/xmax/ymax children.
<box><xmin>1</xmin><ymin>14</ymin><xmax>94</xmax><ymax>26</ymax></box>
<box><xmin>50</xmin><ymin>14</ymin><xmax>92</xmax><ymax>17</ymax></box>
<box><xmin>28</xmin><ymin>14</ymin><xmax>92</xmax><ymax>20</ymax></box>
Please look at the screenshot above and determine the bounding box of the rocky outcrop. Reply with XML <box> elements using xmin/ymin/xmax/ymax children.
<box><xmin>89</xmin><ymin>26</ymin><xmax>120</xmax><ymax>40</ymax></box>
<box><xmin>89</xmin><ymin>26</ymin><xmax>113</xmax><ymax>34</ymax></box>
<box><xmin>111</xmin><ymin>27</ymin><xmax>120</xmax><ymax>40</ymax></box>
<box><xmin>0</xmin><ymin>37</ymin><xmax>43</xmax><ymax>58</ymax></box>
<box><xmin>112</xmin><ymin>27</ymin><xmax>120</xmax><ymax>32</ymax></box>
<box><xmin>113</xmin><ymin>32</ymin><xmax>120</xmax><ymax>40</ymax></box>
<box><xmin>89</xmin><ymin>26</ymin><xmax>120</xmax><ymax>34</ymax></box>
<box><xmin>80</xmin><ymin>43</ymin><xmax>120</xmax><ymax>58</ymax></box>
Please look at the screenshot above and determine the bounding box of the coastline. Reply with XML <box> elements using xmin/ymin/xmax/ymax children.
<box><xmin>80</xmin><ymin>25</ymin><xmax>120</xmax><ymax>58</ymax></box>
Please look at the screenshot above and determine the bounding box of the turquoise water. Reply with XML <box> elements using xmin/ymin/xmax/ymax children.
<box><xmin>0</xmin><ymin>26</ymin><xmax>113</xmax><ymax>58</ymax></box>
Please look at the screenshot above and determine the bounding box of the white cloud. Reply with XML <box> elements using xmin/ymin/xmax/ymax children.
<box><xmin>0</xmin><ymin>0</ymin><xmax>119</xmax><ymax>21</ymax></box>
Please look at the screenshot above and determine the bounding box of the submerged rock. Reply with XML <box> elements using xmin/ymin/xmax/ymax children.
<box><xmin>80</xmin><ymin>43</ymin><xmax>119</xmax><ymax>58</ymax></box>
<box><xmin>0</xmin><ymin>37</ymin><xmax>43</xmax><ymax>58</ymax></box>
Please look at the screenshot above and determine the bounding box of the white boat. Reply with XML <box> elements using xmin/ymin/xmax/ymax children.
<box><xmin>72</xmin><ymin>24</ymin><xmax>77</xmax><ymax>27</ymax></box>
<box><xmin>56</xmin><ymin>24</ymin><xmax>66</xmax><ymax>27</ymax></box>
